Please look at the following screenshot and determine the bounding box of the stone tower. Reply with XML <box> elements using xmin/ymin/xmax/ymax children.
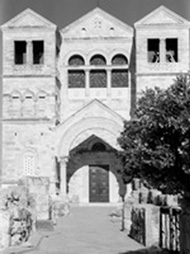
<box><xmin>1</xmin><ymin>9</ymin><xmax>58</xmax><ymax>192</ymax></box>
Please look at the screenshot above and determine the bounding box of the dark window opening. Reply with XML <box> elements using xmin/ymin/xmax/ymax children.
<box><xmin>91</xmin><ymin>142</ymin><xmax>106</xmax><ymax>152</ymax></box>
<box><xmin>14</xmin><ymin>41</ymin><xmax>27</xmax><ymax>65</ymax></box>
<box><xmin>90</xmin><ymin>55</ymin><xmax>106</xmax><ymax>65</ymax></box>
<box><xmin>112</xmin><ymin>54</ymin><xmax>128</xmax><ymax>65</ymax></box>
<box><xmin>68</xmin><ymin>70</ymin><xmax>85</xmax><ymax>88</ymax></box>
<box><xmin>111</xmin><ymin>70</ymin><xmax>128</xmax><ymax>87</ymax></box>
<box><xmin>90</xmin><ymin>70</ymin><xmax>107</xmax><ymax>88</ymax></box>
<box><xmin>166</xmin><ymin>38</ymin><xmax>178</xmax><ymax>62</ymax></box>
<box><xmin>147</xmin><ymin>39</ymin><xmax>160</xmax><ymax>63</ymax></box>
<box><xmin>25</xmin><ymin>95</ymin><xmax>33</xmax><ymax>99</ymax></box>
<box><xmin>33</xmin><ymin>41</ymin><xmax>44</xmax><ymax>64</ymax></box>
<box><xmin>12</xmin><ymin>95</ymin><xmax>20</xmax><ymax>99</ymax></box>
<box><xmin>68</xmin><ymin>55</ymin><xmax>85</xmax><ymax>66</ymax></box>
<box><xmin>39</xmin><ymin>96</ymin><xmax>46</xmax><ymax>99</ymax></box>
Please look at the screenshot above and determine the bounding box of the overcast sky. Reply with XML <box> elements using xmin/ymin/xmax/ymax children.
<box><xmin>1</xmin><ymin>0</ymin><xmax>190</xmax><ymax>29</ymax></box>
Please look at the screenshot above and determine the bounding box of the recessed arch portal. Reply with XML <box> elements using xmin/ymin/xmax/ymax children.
<box><xmin>57</xmin><ymin>117</ymin><xmax>122</xmax><ymax>158</ymax></box>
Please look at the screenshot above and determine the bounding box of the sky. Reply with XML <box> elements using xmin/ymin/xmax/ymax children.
<box><xmin>1</xmin><ymin>0</ymin><xmax>190</xmax><ymax>29</ymax></box>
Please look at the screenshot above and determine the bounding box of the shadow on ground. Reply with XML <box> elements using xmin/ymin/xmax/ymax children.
<box><xmin>119</xmin><ymin>246</ymin><xmax>173</xmax><ymax>254</ymax></box>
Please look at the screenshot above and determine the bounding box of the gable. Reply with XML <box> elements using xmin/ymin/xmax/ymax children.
<box><xmin>56</xmin><ymin>99</ymin><xmax>124</xmax><ymax>136</ymax></box>
<box><xmin>1</xmin><ymin>8</ymin><xmax>56</xmax><ymax>29</ymax></box>
<box><xmin>61</xmin><ymin>7</ymin><xmax>133</xmax><ymax>39</ymax></box>
<box><xmin>135</xmin><ymin>5</ymin><xmax>190</xmax><ymax>26</ymax></box>
<box><xmin>69</xmin><ymin>99</ymin><xmax>124</xmax><ymax>123</ymax></box>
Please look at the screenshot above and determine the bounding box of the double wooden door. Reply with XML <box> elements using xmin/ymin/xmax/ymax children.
<box><xmin>89</xmin><ymin>165</ymin><xmax>109</xmax><ymax>202</ymax></box>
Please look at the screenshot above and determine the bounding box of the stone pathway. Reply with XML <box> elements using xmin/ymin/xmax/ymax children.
<box><xmin>27</xmin><ymin>205</ymin><xmax>145</xmax><ymax>254</ymax></box>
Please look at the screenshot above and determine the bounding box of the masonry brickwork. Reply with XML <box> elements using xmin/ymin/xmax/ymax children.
<box><xmin>1</xmin><ymin>6</ymin><xmax>190</xmax><ymax>203</ymax></box>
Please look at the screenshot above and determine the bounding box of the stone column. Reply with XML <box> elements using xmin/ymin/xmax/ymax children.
<box><xmin>128</xmin><ymin>70</ymin><xmax>131</xmax><ymax>88</ymax></box>
<box><xmin>159</xmin><ymin>39</ymin><xmax>165</xmax><ymax>63</ymax></box>
<box><xmin>85</xmin><ymin>70</ymin><xmax>90</xmax><ymax>97</ymax></box>
<box><xmin>60</xmin><ymin>156</ymin><xmax>68</xmax><ymax>198</ymax></box>
<box><xmin>107</xmin><ymin>69</ymin><xmax>111</xmax><ymax>96</ymax></box>
<box><xmin>27</xmin><ymin>41</ymin><xmax>33</xmax><ymax>65</ymax></box>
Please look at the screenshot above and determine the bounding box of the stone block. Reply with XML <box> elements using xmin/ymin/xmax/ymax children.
<box><xmin>130</xmin><ymin>204</ymin><xmax>160</xmax><ymax>247</ymax></box>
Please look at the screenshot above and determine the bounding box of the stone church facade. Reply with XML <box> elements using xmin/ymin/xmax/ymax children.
<box><xmin>1</xmin><ymin>6</ymin><xmax>190</xmax><ymax>203</ymax></box>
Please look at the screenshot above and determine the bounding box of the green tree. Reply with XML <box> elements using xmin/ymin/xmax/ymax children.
<box><xmin>118</xmin><ymin>74</ymin><xmax>190</xmax><ymax>196</ymax></box>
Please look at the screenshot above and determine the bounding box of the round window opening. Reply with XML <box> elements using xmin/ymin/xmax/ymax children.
<box><xmin>91</xmin><ymin>142</ymin><xmax>106</xmax><ymax>152</ymax></box>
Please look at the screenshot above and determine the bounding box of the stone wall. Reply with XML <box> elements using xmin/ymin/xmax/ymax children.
<box><xmin>129</xmin><ymin>204</ymin><xmax>160</xmax><ymax>247</ymax></box>
<box><xmin>0</xmin><ymin>184</ymin><xmax>36</xmax><ymax>250</ymax></box>
<box><xmin>21</xmin><ymin>177</ymin><xmax>51</xmax><ymax>220</ymax></box>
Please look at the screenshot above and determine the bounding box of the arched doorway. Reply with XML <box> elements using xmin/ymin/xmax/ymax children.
<box><xmin>66</xmin><ymin>136</ymin><xmax>122</xmax><ymax>203</ymax></box>
<box><xmin>55</xmin><ymin>99</ymin><xmax>126</xmax><ymax>203</ymax></box>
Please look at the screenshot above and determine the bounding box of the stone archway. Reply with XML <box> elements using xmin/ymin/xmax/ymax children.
<box><xmin>66</xmin><ymin>135</ymin><xmax>122</xmax><ymax>203</ymax></box>
<box><xmin>55</xmin><ymin>100</ymin><xmax>126</xmax><ymax>202</ymax></box>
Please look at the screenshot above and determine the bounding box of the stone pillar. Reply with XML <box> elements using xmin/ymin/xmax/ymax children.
<box><xmin>60</xmin><ymin>157</ymin><xmax>68</xmax><ymax>198</ymax></box>
<box><xmin>27</xmin><ymin>41</ymin><xmax>33</xmax><ymax>65</ymax></box>
<box><xmin>85</xmin><ymin>70</ymin><xmax>90</xmax><ymax>97</ymax></box>
<box><xmin>107</xmin><ymin>69</ymin><xmax>111</xmax><ymax>96</ymax></box>
<box><xmin>128</xmin><ymin>70</ymin><xmax>131</xmax><ymax>88</ymax></box>
<box><xmin>159</xmin><ymin>39</ymin><xmax>165</xmax><ymax>63</ymax></box>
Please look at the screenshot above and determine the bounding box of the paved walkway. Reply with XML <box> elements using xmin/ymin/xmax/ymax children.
<box><xmin>27</xmin><ymin>205</ymin><xmax>145</xmax><ymax>254</ymax></box>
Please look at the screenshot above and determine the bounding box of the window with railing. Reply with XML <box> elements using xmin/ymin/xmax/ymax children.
<box><xmin>147</xmin><ymin>39</ymin><xmax>160</xmax><ymax>63</ymax></box>
<box><xmin>67</xmin><ymin>53</ymin><xmax>129</xmax><ymax>90</ymax></box>
<box><xmin>165</xmin><ymin>38</ymin><xmax>178</xmax><ymax>63</ymax></box>
<box><xmin>14</xmin><ymin>41</ymin><xmax>27</xmax><ymax>64</ymax></box>
<box><xmin>14</xmin><ymin>40</ymin><xmax>44</xmax><ymax>65</ymax></box>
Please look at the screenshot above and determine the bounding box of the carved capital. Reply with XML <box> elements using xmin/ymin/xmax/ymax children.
<box><xmin>60</xmin><ymin>156</ymin><xmax>69</xmax><ymax>164</ymax></box>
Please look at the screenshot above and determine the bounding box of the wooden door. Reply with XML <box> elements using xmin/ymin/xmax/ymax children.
<box><xmin>89</xmin><ymin>165</ymin><xmax>109</xmax><ymax>202</ymax></box>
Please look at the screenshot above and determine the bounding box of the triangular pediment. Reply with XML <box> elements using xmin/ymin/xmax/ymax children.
<box><xmin>1</xmin><ymin>8</ymin><xmax>56</xmax><ymax>29</ymax></box>
<box><xmin>56</xmin><ymin>99</ymin><xmax>124</xmax><ymax>136</ymax></box>
<box><xmin>65</xmin><ymin>99</ymin><xmax>124</xmax><ymax>125</ymax></box>
<box><xmin>135</xmin><ymin>6</ymin><xmax>190</xmax><ymax>26</ymax></box>
<box><xmin>61</xmin><ymin>7</ymin><xmax>133</xmax><ymax>39</ymax></box>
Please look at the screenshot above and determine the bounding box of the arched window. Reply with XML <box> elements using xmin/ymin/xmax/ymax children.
<box><xmin>10</xmin><ymin>91</ymin><xmax>22</xmax><ymax>118</ymax></box>
<box><xmin>111</xmin><ymin>54</ymin><xmax>128</xmax><ymax>87</ymax></box>
<box><xmin>111</xmin><ymin>54</ymin><xmax>128</xmax><ymax>65</ymax></box>
<box><xmin>68</xmin><ymin>54</ymin><xmax>85</xmax><ymax>88</ymax></box>
<box><xmin>68</xmin><ymin>55</ymin><xmax>85</xmax><ymax>66</ymax></box>
<box><xmin>91</xmin><ymin>142</ymin><xmax>106</xmax><ymax>152</ymax></box>
<box><xmin>23</xmin><ymin>91</ymin><xmax>35</xmax><ymax>117</ymax></box>
<box><xmin>37</xmin><ymin>91</ymin><xmax>47</xmax><ymax>117</ymax></box>
<box><xmin>90</xmin><ymin>54</ymin><xmax>107</xmax><ymax>88</ymax></box>
<box><xmin>23</xmin><ymin>150</ymin><xmax>36</xmax><ymax>176</ymax></box>
<box><xmin>90</xmin><ymin>54</ymin><xmax>106</xmax><ymax>65</ymax></box>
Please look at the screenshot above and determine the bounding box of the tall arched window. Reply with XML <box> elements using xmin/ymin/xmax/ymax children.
<box><xmin>111</xmin><ymin>54</ymin><xmax>128</xmax><ymax>87</ymax></box>
<box><xmin>90</xmin><ymin>54</ymin><xmax>107</xmax><ymax>88</ymax></box>
<box><xmin>68</xmin><ymin>55</ymin><xmax>85</xmax><ymax>88</ymax></box>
